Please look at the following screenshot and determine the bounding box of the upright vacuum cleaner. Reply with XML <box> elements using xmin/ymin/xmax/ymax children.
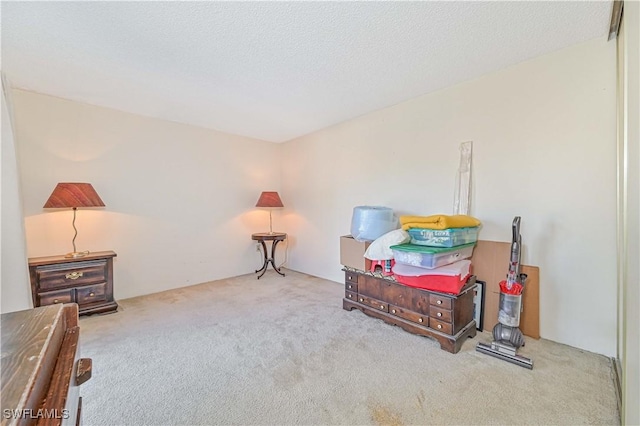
<box><xmin>476</xmin><ymin>216</ymin><xmax>533</xmax><ymax>369</ymax></box>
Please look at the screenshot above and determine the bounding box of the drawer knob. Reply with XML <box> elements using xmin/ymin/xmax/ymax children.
<box><xmin>53</xmin><ymin>299</ymin><xmax>59</xmax><ymax>304</ymax></box>
<box><xmin>437</xmin><ymin>312</ymin><xmax>442</xmax><ymax>317</ymax></box>
<box><xmin>348</xmin><ymin>294</ymin><xmax>352</xmax><ymax>298</ymax></box>
<box><xmin>437</xmin><ymin>324</ymin><xmax>442</xmax><ymax>329</ymax></box>
<box><xmin>348</xmin><ymin>285</ymin><xmax>352</xmax><ymax>289</ymax></box>
<box><xmin>359</xmin><ymin>298</ymin><xmax>363</xmax><ymax>302</ymax></box>
<box><xmin>380</xmin><ymin>305</ymin><xmax>384</xmax><ymax>309</ymax></box>
<box><xmin>391</xmin><ymin>309</ymin><xmax>396</xmax><ymax>314</ymax></box>
<box><xmin>66</xmin><ymin>271</ymin><xmax>83</xmax><ymax>280</ymax></box>
<box><xmin>347</xmin><ymin>275</ymin><xmax>353</xmax><ymax>281</ymax></box>
<box><xmin>89</xmin><ymin>292</ymin><xmax>95</xmax><ymax>297</ymax></box>
<box><xmin>436</xmin><ymin>300</ymin><xmax>442</xmax><ymax>305</ymax></box>
<box><xmin>418</xmin><ymin>318</ymin><xmax>423</xmax><ymax>323</ymax></box>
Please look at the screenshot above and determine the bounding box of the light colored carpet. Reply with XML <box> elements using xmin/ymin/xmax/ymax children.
<box><xmin>79</xmin><ymin>269</ymin><xmax>619</xmax><ymax>426</ymax></box>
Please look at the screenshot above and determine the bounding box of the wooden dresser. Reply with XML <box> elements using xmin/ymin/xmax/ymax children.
<box><xmin>342</xmin><ymin>269</ymin><xmax>477</xmax><ymax>353</ymax></box>
<box><xmin>28</xmin><ymin>251</ymin><xmax>118</xmax><ymax>316</ymax></box>
<box><xmin>1</xmin><ymin>304</ymin><xmax>92</xmax><ymax>426</ymax></box>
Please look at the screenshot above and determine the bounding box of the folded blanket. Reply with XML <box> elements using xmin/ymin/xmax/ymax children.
<box><xmin>400</xmin><ymin>214</ymin><xmax>481</xmax><ymax>230</ymax></box>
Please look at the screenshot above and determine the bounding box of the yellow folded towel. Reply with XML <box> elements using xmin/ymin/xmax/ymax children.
<box><xmin>400</xmin><ymin>214</ymin><xmax>481</xmax><ymax>230</ymax></box>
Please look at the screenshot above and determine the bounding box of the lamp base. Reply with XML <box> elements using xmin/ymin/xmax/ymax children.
<box><xmin>65</xmin><ymin>250</ymin><xmax>90</xmax><ymax>259</ymax></box>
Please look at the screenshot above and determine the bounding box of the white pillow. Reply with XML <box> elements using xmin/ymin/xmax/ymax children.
<box><xmin>364</xmin><ymin>229</ymin><xmax>410</xmax><ymax>260</ymax></box>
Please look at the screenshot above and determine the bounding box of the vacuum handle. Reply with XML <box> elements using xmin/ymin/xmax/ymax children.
<box><xmin>512</xmin><ymin>216</ymin><xmax>521</xmax><ymax>243</ymax></box>
<box><xmin>507</xmin><ymin>217</ymin><xmax>522</xmax><ymax>286</ymax></box>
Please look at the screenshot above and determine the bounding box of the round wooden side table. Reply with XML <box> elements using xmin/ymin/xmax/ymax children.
<box><xmin>251</xmin><ymin>232</ymin><xmax>287</xmax><ymax>279</ymax></box>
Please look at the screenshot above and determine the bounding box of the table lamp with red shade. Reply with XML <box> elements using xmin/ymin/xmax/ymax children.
<box><xmin>255</xmin><ymin>191</ymin><xmax>283</xmax><ymax>235</ymax></box>
<box><xmin>44</xmin><ymin>182</ymin><xmax>105</xmax><ymax>258</ymax></box>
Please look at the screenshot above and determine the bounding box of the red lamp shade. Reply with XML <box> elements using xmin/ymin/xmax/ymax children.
<box><xmin>44</xmin><ymin>183</ymin><xmax>105</xmax><ymax>208</ymax></box>
<box><xmin>255</xmin><ymin>191</ymin><xmax>283</xmax><ymax>208</ymax></box>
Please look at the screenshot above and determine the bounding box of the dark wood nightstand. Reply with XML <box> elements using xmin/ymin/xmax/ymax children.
<box><xmin>29</xmin><ymin>251</ymin><xmax>118</xmax><ymax>315</ymax></box>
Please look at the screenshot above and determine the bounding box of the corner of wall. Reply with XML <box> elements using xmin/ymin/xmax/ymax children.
<box><xmin>1</xmin><ymin>73</ymin><xmax>32</xmax><ymax>313</ymax></box>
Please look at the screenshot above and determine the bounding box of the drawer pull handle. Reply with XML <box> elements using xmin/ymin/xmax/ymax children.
<box><xmin>418</xmin><ymin>318</ymin><xmax>423</xmax><ymax>323</ymax></box>
<box><xmin>437</xmin><ymin>324</ymin><xmax>442</xmax><ymax>329</ymax></box>
<box><xmin>348</xmin><ymin>285</ymin><xmax>352</xmax><ymax>289</ymax></box>
<box><xmin>89</xmin><ymin>292</ymin><xmax>95</xmax><ymax>297</ymax></box>
<box><xmin>359</xmin><ymin>298</ymin><xmax>363</xmax><ymax>302</ymax></box>
<box><xmin>437</xmin><ymin>312</ymin><xmax>442</xmax><ymax>317</ymax></box>
<box><xmin>66</xmin><ymin>271</ymin><xmax>83</xmax><ymax>280</ymax></box>
<box><xmin>77</xmin><ymin>358</ymin><xmax>93</xmax><ymax>386</ymax></box>
<box><xmin>347</xmin><ymin>275</ymin><xmax>353</xmax><ymax>281</ymax></box>
<box><xmin>348</xmin><ymin>294</ymin><xmax>352</xmax><ymax>298</ymax></box>
<box><xmin>391</xmin><ymin>309</ymin><xmax>396</xmax><ymax>314</ymax></box>
<box><xmin>380</xmin><ymin>305</ymin><xmax>384</xmax><ymax>309</ymax></box>
<box><xmin>436</xmin><ymin>300</ymin><xmax>442</xmax><ymax>305</ymax></box>
<box><xmin>53</xmin><ymin>299</ymin><xmax>59</xmax><ymax>304</ymax></box>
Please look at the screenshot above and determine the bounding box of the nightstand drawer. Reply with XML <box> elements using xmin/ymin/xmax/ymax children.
<box><xmin>38</xmin><ymin>288</ymin><xmax>74</xmax><ymax>306</ymax></box>
<box><xmin>37</xmin><ymin>260</ymin><xmax>107</xmax><ymax>291</ymax></box>
<box><xmin>76</xmin><ymin>283</ymin><xmax>107</xmax><ymax>305</ymax></box>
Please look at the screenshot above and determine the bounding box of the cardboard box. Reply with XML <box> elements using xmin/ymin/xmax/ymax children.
<box><xmin>340</xmin><ymin>235</ymin><xmax>372</xmax><ymax>271</ymax></box>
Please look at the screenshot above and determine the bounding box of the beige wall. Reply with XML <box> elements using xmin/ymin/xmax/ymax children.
<box><xmin>13</xmin><ymin>90</ymin><xmax>282</xmax><ymax>300</ymax></box>
<box><xmin>281</xmin><ymin>38</ymin><xmax>618</xmax><ymax>356</ymax></box>
<box><xmin>1</xmin><ymin>76</ymin><xmax>31</xmax><ymax>313</ymax></box>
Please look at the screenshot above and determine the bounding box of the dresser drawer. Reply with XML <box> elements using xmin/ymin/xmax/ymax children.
<box><xmin>429</xmin><ymin>305</ymin><xmax>453</xmax><ymax>323</ymax></box>
<box><xmin>36</xmin><ymin>260</ymin><xmax>107</xmax><ymax>291</ymax></box>
<box><xmin>345</xmin><ymin>271</ymin><xmax>359</xmax><ymax>285</ymax></box>
<box><xmin>345</xmin><ymin>290</ymin><xmax>357</xmax><ymax>302</ymax></box>
<box><xmin>430</xmin><ymin>318</ymin><xmax>453</xmax><ymax>334</ymax></box>
<box><xmin>77</xmin><ymin>283</ymin><xmax>107</xmax><ymax>305</ymax></box>
<box><xmin>389</xmin><ymin>305</ymin><xmax>427</xmax><ymax>326</ymax></box>
<box><xmin>357</xmin><ymin>295</ymin><xmax>388</xmax><ymax>313</ymax></box>
<box><xmin>38</xmin><ymin>288</ymin><xmax>74</xmax><ymax>306</ymax></box>
<box><xmin>429</xmin><ymin>294</ymin><xmax>453</xmax><ymax>310</ymax></box>
<box><xmin>345</xmin><ymin>281</ymin><xmax>358</xmax><ymax>292</ymax></box>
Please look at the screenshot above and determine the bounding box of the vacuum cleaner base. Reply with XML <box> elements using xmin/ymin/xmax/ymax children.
<box><xmin>476</xmin><ymin>341</ymin><xmax>533</xmax><ymax>369</ymax></box>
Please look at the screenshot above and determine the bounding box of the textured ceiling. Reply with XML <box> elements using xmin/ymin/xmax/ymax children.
<box><xmin>1</xmin><ymin>1</ymin><xmax>612</xmax><ymax>143</ymax></box>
